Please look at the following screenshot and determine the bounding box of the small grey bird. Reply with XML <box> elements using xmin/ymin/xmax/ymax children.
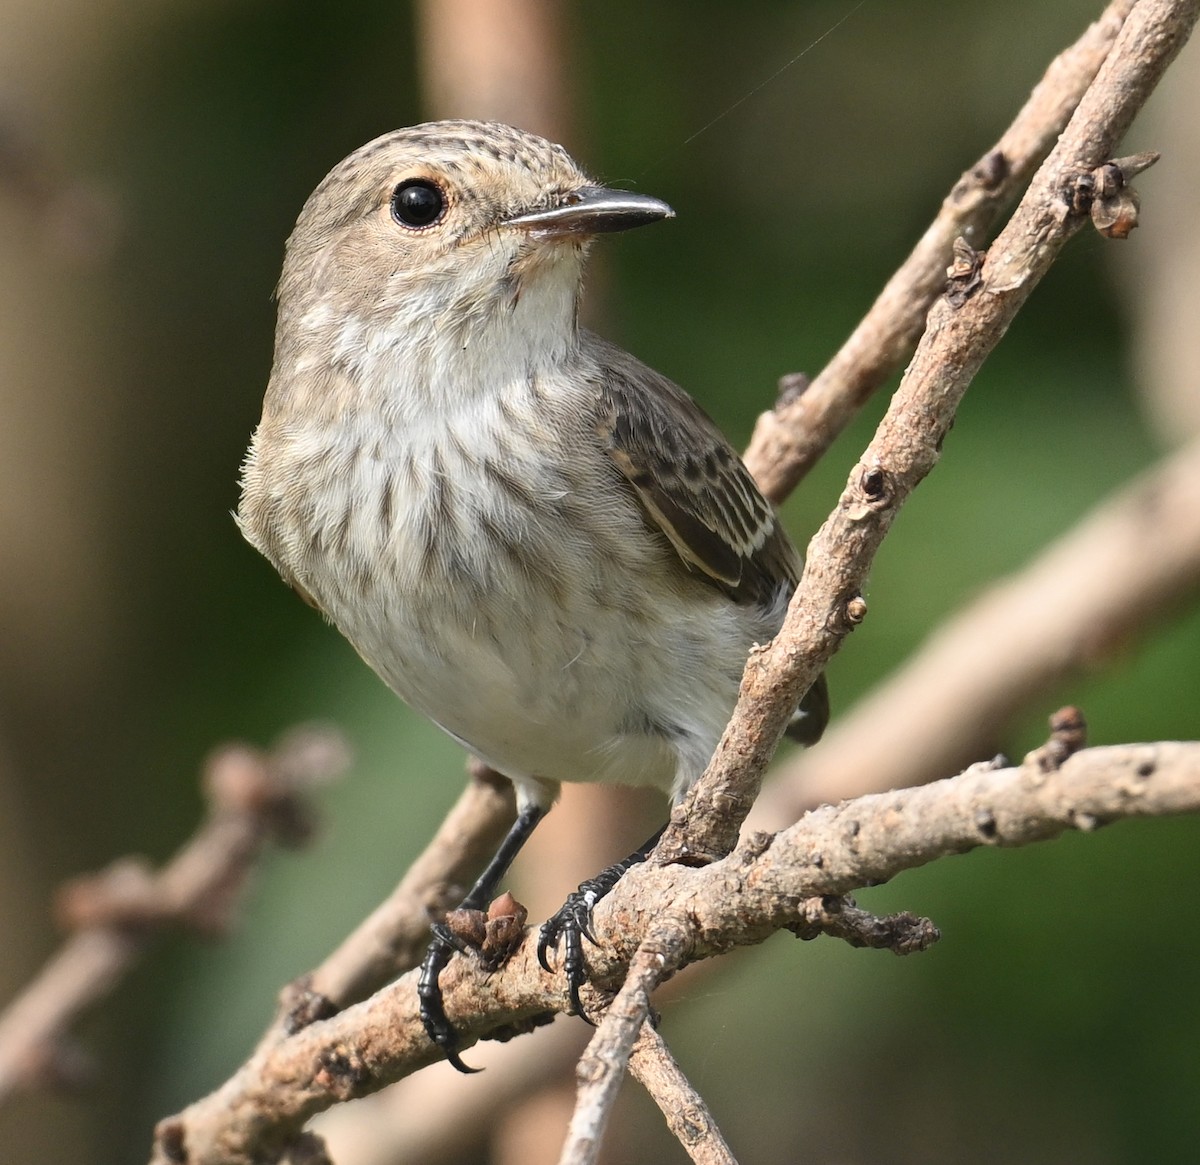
<box><xmin>238</xmin><ymin>120</ymin><xmax>827</xmax><ymax>1070</ymax></box>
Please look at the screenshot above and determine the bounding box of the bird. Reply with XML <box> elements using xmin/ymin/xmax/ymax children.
<box><xmin>238</xmin><ymin>119</ymin><xmax>828</xmax><ymax>1071</ymax></box>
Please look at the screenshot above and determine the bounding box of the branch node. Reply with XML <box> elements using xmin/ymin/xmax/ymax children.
<box><xmin>774</xmin><ymin>371</ymin><xmax>812</xmax><ymax>408</ymax></box>
<box><xmin>1026</xmin><ymin>706</ymin><xmax>1089</xmax><ymax>773</ymax></box>
<box><xmin>153</xmin><ymin>1117</ymin><xmax>188</xmax><ymax>1164</ymax></box>
<box><xmin>55</xmin><ymin>857</ymin><xmax>163</xmax><ymax>933</ymax></box>
<box><xmin>974</xmin><ymin>807</ymin><xmax>999</xmax><ymax>840</ymax></box>
<box><xmin>1070</xmin><ymin>810</ymin><xmax>1100</xmax><ymax>832</ymax></box>
<box><xmin>945</xmin><ymin>236</ymin><xmax>985</xmax><ymax>306</ymax></box>
<box><xmin>974</xmin><ymin>148</ymin><xmax>1010</xmax><ymax>191</ymax></box>
<box><xmin>442</xmin><ymin>891</ymin><xmax>529</xmax><ymax>971</ymax></box>
<box><xmin>788</xmin><ymin>896</ymin><xmax>941</xmax><ymax>955</ymax></box>
<box><xmin>736</xmin><ymin>830</ymin><xmax>775</xmax><ymax>863</ymax></box>
<box><xmin>1110</xmin><ymin>149</ymin><xmax>1162</xmax><ymax>180</ymax></box>
<box><xmin>282</xmin><ymin>1131</ymin><xmax>335</xmax><ymax>1165</ymax></box>
<box><xmin>950</xmin><ymin>150</ymin><xmax>1012</xmax><ymax>210</ymax></box>
<box><xmin>269</xmin><ymin>724</ymin><xmax>355</xmax><ymax>791</ymax></box>
<box><xmin>205</xmin><ymin>744</ymin><xmax>314</xmax><ymax>848</ymax></box>
<box><xmin>278</xmin><ymin>978</ymin><xmax>339</xmax><ymax>1035</ymax></box>
<box><xmin>1067</xmin><ymin>151</ymin><xmax>1160</xmax><ymax>238</ymax></box>
<box><xmin>858</xmin><ymin>463</ymin><xmax>889</xmax><ymax>504</ymax></box>
<box><xmin>1091</xmin><ymin>185</ymin><xmax>1141</xmax><ymax>237</ymax></box>
<box><xmin>315</xmin><ymin>1044</ymin><xmax>371</xmax><ymax>1099</ymax></box>
<box><xmin>203</xmin><ymin>726</ymin><xmax>351</xmax><ymax>849</ymax></box>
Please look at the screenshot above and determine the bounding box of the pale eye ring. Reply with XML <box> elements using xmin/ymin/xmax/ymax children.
<box><xmin>390</xmin><ymin>179</ymin><xmax>446</xmax><ymax>229</ymax></box>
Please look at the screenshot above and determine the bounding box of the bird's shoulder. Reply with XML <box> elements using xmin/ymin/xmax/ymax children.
<box><xmin>579</xmin><ymin>331</ymin><xmax>801</xmax><ymax>606</ymax></box>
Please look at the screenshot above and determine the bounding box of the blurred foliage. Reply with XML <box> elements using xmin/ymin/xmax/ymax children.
<box><xmin>4</xmin><ymin>1</ymin><xmax>1199</xmax><ymax>1163</ymax></box>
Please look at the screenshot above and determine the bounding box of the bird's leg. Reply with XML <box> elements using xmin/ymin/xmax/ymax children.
<box><xmin>419</xmin><ymin>802</ymin><xmax>547</xmax><ymax>1073</ymax></box>
<box><xmin>537</xmin><ymin>824</ymin><xmax>667</xmax><ymax>1020</ymax></box>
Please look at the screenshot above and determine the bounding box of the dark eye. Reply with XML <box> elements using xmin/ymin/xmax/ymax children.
<box><xmin>391</xmin><ymin>179</ymin><xmax>445</xmax><ymax>228</ymax></box>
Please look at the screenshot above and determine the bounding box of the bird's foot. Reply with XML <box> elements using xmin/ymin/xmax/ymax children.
<box><xmin>418</xmin><ymin>928</ymin><xmax>480</xmax><ymax>1074</ymax></box>
<box><xmin>537</xmin><ymin>885</ymin><xmax>601</xmax><ymax>1020</ymax></box>
<box><xmin>418</xmin><ymin>893</ymin><xmax>531</xmax><ymax>1073</ymax></box>
<box><xmin>536</xmin><ymin>827</ymin><xmax>665</xmax><ymax>1018</ymax></box>
<box><xmin>415</xmin><ymin>804</ymin><xmax>547</xmax><ymax>1074</ymax></box>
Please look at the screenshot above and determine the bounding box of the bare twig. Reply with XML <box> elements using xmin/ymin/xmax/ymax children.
<box><xmin>743</xmin><ymin>0</ymin><xmax>1139</xmax><ymax>503</ymax></box>
<box><xmin>558</xmin><ymin>918</ymin><xmax>690</xmax><ymax>1165</ymax></box>
<box><xmin>627</xmin><ymin>1024</ymin><xmax>737</xmax><ymax>1165</ymax></box>
<box><xmin>659</xmin><ymin>0</ymin><xmax>1200</xmax><ymax>868</ymax></box>
<box><xmin>560</xmin><ymin>893</ymin><xmax>939</xmax><ymax>1162</ymax></box>
<box><xmin>149</xmin><ymin>738</ymin><xmax>1200</xmax><ymax>1164</ymax></box>
<box><xmin>788</xmin><ymin>896</ymin><xmax>941</xmax><ymax>954</ymax></box>
<box><xmin>756</xmin><ymin>433</ymin><xmax>1200</xmax><ymax>820</ymax></box>
<box><xmin>0</xmin><ymin>727</ymin><xmax>350</xmax><ymax>1103</ymax></box>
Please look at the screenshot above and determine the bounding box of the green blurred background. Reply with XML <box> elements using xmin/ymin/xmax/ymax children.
<box><xmin>1</xmin><ymin>1</ymin><xmax>1197</xmax><ymax>1162</ymax></box>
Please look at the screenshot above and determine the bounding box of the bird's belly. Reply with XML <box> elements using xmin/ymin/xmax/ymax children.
<box><xmin>314</xmin><ymin>540</ymin><xmax>753</xmax><ymax>797</ymax></box>
<box><xmin>271</xmin><ymin>434</ymin><xmax>764</xmax><ymax>798</ymax></box>
<box><xmin>340</xmin><ymin>574</ymin><xmax>700</xmax><ymax>792</ymax></box>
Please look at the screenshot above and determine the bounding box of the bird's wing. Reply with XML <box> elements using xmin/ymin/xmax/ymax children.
<box><xmin>586</xmin><ymin>333</ymin><xmax>802</xmax><ymax>608</ymax></box>
<box><xmin>585</xmin><ymin>334</ymin><xmax>829</xmax><ymax>745</ymax></box>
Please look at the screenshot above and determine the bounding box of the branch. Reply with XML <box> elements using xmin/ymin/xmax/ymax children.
<box><xmin>145</xmin><ymin>4</ymin><xmax>1200</xmax><ymax>1160</ymax></box>
<box><xmin>0</xmin><ymin>727</ymin><xmax>350</xmax><ymax>1103</ymax></box>
<box><xmin>658</xmin><ymin>0</ymin><xmax>1199</xmax><ymax>868</ymax></box>
<box><xmin>626</xmin><ymin>1025</ymin><xmax>736</xmax><ymax>1165</ymax></box>
<box><xmin>559</xmin><ymin>892</ymin><xmax>939</xmax><ymax>1164</ymax></box>
<box><xmin>558</xmin><ymin>917</ymin><xmax>690</xmax><ymax>1165</ymax></box>
<box><xmin>149</xmin><ymin>738</ymin><xmax>1200</xmax><ymax>1163</ymax></box>
<box><xmin>743</xmin><ymin>0</ymin><xmax>1139</xmax><ymax>502</ymax></box>
<box><xmin>415</xmin><ymin>0</ymin><xmax>574</xmax><ymax>144</ymax></box>
<box><xmin>757</xmin><ymin>432</ymin><xmax>1200</xmax><ymax>819</ymax></box>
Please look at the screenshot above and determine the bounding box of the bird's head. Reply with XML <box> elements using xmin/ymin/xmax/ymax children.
<box><xmin>276</xmin><ymin>120</ymin><xmax>673</xmax><ymax>378</ymax></box>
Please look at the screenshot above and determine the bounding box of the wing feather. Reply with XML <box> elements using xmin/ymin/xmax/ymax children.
<box><xmin>585</xmin><ymin>333</ymin><xmax>801</xmax><ymax>607</ymax></box>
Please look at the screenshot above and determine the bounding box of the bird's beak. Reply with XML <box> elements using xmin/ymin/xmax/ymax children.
<box><xmin>505</xmin><ymin>186</ymin><xmax>675</xmax><ymax>238</ymax></box>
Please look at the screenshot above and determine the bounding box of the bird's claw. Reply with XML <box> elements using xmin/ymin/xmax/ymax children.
<box><xmin>417</xmin><ymin>930</ymin><xmax>481</xmax><ymax>1073</ymax></box>
<box><xmin>538</xmin><ymin>888</ymin><xmax>600</xmax><ymax>1018</ymax></box>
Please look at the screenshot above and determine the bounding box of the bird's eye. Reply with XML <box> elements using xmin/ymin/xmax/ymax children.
<box><xmin>390</xmin><ymin>179</ymin><xmax>446</xmax><ymax>228</ymax></box>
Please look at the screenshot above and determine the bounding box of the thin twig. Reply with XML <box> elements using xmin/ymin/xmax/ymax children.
<box><xmin>627</xmin><ymin>1024</ymin><xmax>737</xmax><ymax>1165</ymax></box>
<box><xmin>0</xmin><ymin>727</ymin><xmax>350</xmax><ymax>1103</ymax></box>
<box><xmin>558</xmin><ymin>918</ymin><xmax>690</xmax><ymax>1165</ymax></box>
<box><xmin>658</xmin><ymin>0</ymin><xmax>1200</xmax><ymax>868</ymax></box>
<box><xmin>788</xmin><ymin>896</ymin><xmax>940</xmax><ymax>954</ymax></box>
<box><xmin>757</xmin><ymin>433</ymin><xmax>1200</xmax><ymax>819</ymax></box>
<box><xmin>743</xmin><ymin>0</ymin><xmax>1139</xmax><ymax>503</ymax></box>
<box><xmin>560</xmin><ymin>894</ymin><xmax>939</xmax><ymax>1164</ymax></box>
